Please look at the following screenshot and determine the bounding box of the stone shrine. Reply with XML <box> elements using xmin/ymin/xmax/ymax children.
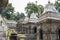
<box><xmin>16</xmin><ymin>1</ymin><xmax>60</xmax><ymax>40</ymax></box>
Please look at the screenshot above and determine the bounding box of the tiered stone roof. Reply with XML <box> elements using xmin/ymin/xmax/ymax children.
<box><xmin>19</xmin><ymin>13</ymin><xmax>38</xmax><ymax>24</ymax></box>
<box><xmin>29</xmin><ymin>13</ymin><xmax>38</xmax><ymax>23</ymax></box>
<box><xmin>43</xmin><ymin>3</ymin><xmax>58</xmax><ymax>13</ymax></box>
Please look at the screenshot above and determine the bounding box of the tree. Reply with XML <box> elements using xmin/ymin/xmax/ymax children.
<box><xmin>25</xmin><ymin>2</ymin><xmax>44</xmax><ymax>17</ymax></box>
<box><xmin>13</xmin><ymin>12</ymin><xmax>25</xmax><ymax>21</ymax></box>
<box><xmin>0</xmin><ymin>0</ymin><xmax>8</xmax><ymax>14</ymax></box>
<box><xmin>2</xmin><ymin>3</ymin><xmax>25</xmax><ymax>21</ymax></box>
<box><xmin>55</xmin><ymin>0</ymin><xmax>60</xmax><ymax>12</ymax></box>
<box><xmin>20</xmin><ymin>12</ymin><xmax>25</xmax><ymax>19</ymax></box>
<box><xmin>2</xmin><ymin>3</ymin><xmax>14</xmax><ymax>19</ymax></box>
<box><xmin>0</xmin><ymin>0</ymin><xmax>8</xmax><ymax>7</ymax></box>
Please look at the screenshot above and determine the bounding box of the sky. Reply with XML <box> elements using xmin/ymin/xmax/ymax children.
<box><xmin>9</xmin><ymin>0</ymin><xmax>56</xmax><ymax>13</ymax></box>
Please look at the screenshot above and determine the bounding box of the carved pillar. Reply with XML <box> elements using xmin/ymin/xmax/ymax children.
<box><xmin>37</xmin><ymin>26</ymin><xmax>40</xmax><ymax>40</ymax></box>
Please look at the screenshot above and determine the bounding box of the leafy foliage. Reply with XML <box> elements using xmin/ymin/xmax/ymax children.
<box><xmin>55</xmin><ymin>0</ymin><xmax>60</xmax><ymax>12</ymax></box>
<box><xmin>25</xmin><ymin>2</ymin><xmax>44</xmax><ymax>17</ymax></box>
<box><xmin>2</xmin><ymin>3</ymin><xmax>14</xmax><ymax>19</ymax></box>
<box><xmin>13</xmin><ymin>12</ymin><xmax>25</xmax><ymax>21</ymax></box>
<box><xmin>1</xmin><ymin>3</ymin><xmax>25</xmax><ymax>21</ymax></box>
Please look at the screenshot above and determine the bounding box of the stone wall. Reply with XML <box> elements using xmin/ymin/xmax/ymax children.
<box><xmin>38</xmin><ymin>22</ymin><xmax>60</xmax><ymax>40</ymax></box>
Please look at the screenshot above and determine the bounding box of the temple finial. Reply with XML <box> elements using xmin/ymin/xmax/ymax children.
<box><xmin>48</xmin><ymin>0</ymin><xmax>50</xmax><ymax>4</ymax></box>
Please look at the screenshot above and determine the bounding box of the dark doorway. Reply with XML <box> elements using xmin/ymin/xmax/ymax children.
<box><xmin>10</xmin><ymin>33</ymin><xmax>17</xmax><ymax>40</ymax></box>
<box><xmin>39</xmin><ymin>29</ymin><xmax>43</xmax><ymax>40</ymax></box>
<box><xmin>58</xmin><ymin>29</ymin><xmax>60</xmax><ymax>40</ymax></box>
<box><xmin>33</xmin><ymin>27</ymin><xmax>37</xmax><ymax>33</ymax></box>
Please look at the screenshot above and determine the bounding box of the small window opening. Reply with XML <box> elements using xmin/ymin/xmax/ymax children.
<box><xmin>58</xmin><ymin>29</ymin><xmax>60</xmax><ymax>40</ymax></box>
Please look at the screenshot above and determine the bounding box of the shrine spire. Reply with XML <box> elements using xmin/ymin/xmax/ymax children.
<box><xmin>48</xmin><ymin>0</ymin><xmax>51</xmax><ymax>4</ymax></box>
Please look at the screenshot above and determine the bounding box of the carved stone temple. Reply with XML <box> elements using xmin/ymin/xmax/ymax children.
<box><xmin>1</xmin><ymin>0</ymin><xmax>60</xmax><ymax>40</ymax></box>
<box><xmin>16</xmin><ymin>2</ymin><xmax>60</xmax><ymax>40</ymax></box>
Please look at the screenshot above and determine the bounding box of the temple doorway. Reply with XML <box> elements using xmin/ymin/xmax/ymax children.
<box><xmin>10</xmin><ymin>33</ymin><xmax>17</xmax><ymax>40</ymax></box>
<box><xmin>39</xmin><ymin>29</ymin><xmax>43</xmax><ymax>40</ymax></box>
<box><xmin>58</xmin><ymin>29</ymin><xmax>60</xmax><ymax>40</ymax></box>
<box><xmin>33</xmin><ymin>27</ymin><xmax>37</xmax><ymax>33</ymax></box>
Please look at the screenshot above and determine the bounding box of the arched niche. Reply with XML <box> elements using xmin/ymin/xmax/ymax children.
<box><xmin>33</xmin><ymin>27</ymin><xmax>37</xmax><ymax>34</ymax></box>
